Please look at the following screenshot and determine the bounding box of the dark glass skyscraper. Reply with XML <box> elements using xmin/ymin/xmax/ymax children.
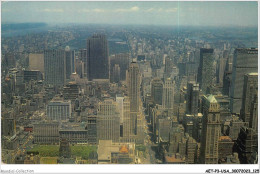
<box><xmin>44</xmin><ymin>50</ymin><xmax>66</xmax><ymax>86</ymax></box>
<box><xmin>186</xmin><ymin>81</ymin><xmax>199</xmax><ymax>115</ymax></box>
<box><xmin>65</xmin><ymin>46</ymin><xmax>73</xmax><ymax>79</ymax></box>
<box><xmin>151</xmin><ymin>78</ymin><xmax>163</xmax><ymax>105</ymax></box>
<box><xmin>197</xmin><ymin>48</ymin><xmax>214</xmax><ymax>93</ymax></box>
<box><xmin>87</xmin><ymin>34</ymin><xmax>109</xmax><ymax>81</ymax></box>
<box><xmin>230</xmin><ymin>48</ymin><xmax>258</xmax><ymax>114</ymax></box>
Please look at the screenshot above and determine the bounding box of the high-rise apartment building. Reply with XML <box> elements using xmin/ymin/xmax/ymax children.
<box><xmin>197</xmin><ymin>48</ymin><xmax>214</xmax><ymax>93</ymax></box>
<box><xmin>162</xmin><ymin>78</ymin><xmax>174</xmax><ymax>110</ymax></box>
<box><xmin>151</xmin><ymin>78</ymin><xmax>163</xmax><ymax>105</ymax></box>
<box><xmin>200</xmin><ymin>95</ymin><xmax>221</xmax><ymax>164</ymax></box>
<box><xmin>87</xmin><ymin>34</ymin><xmax>109</xmax><ymax>80</ymax></box>
<box><xmin>44</xmin><ymin>50</ymin><xmax>66</xmax><ymax>86</ymax></box>
<box><xmin>186</xmin><ymin>81</ymin><xmax>199</xmax><ymax>115</ymax></box>
<box><xmin>97</xmin><ymin>99</ymin><xmax>120</xmax><ymax>142</ymax></box>
<box><xmin>230</xmin><ymin>48</ymin><xmax>258</xmax><ymax>114</ymax></box>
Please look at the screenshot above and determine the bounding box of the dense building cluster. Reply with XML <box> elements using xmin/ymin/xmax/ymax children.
<box><xmin>1</xmin><ymin>24</ymin><xmax>258</xmax><ymax>164</ymax></box>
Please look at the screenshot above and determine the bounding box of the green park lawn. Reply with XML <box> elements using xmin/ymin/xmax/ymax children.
<box><xmin>28</xmin><ymin>145</ymin><xmax>97</xmax><ymax>160</ymax></box>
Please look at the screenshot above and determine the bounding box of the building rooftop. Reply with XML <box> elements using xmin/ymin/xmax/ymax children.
<box><xmin>248</xmin><ymin>72</ymin><xmax>258</xmax><ymax>76</ymax></box>
<box><xmin>219</xmin><ymin>136</ymin><xmax>232</xmax><ymax>142</ymax></box>
<box><xmin>207</xmin><ymin>94</ymin><xmax>218</xmax><ymax>103</ymax></box>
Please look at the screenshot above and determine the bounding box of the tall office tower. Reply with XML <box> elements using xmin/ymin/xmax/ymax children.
<box><xmin>122</xmin><ymin>97</ymin><xmax>132</xmax><ymax>138</ymax></box>
<box><xmin>186</xmin><ymin>136</ymin><xmax>198</xmax><ymax>164</ymax></box>
<box><xmin>78</xmin><ymin>49</ymin><xmax>87</xmax><ymax>77</ymax></box>
<box><xmin>87</xmin><ymin>114</ymin><xmax>97</xmax><ymax>144</ymax></box>
<box><xmin>240</xmin><ymin>73</ymin><xmax>258</xmax><ymax>123</ymax></box>
<box><xmin>65</xmin><ymin>46</ymin><xmax>73</xmax><ymax>79</ymax></box>
<box><xmin>87</xmin><ymin>34</ymin><xmax>109</xmax><ymax>80</ymax></box>
<box><xmin>111</xmin><ymin>64</ymin><xmax>120</xmax><ymax>83</ymax></box>
<box><xmin>127</xmin><ymin>62</ymin><xmax>141</xmax><ymax>135</ymax></box>
<box><xmin>97</xmin><ymin>99</ymin><xmax>120</xmax><ymax>142</ymax></box>
<box><xmin>235</xmin><ymin>126</ymin><xmax>258</xmax><ymax>164</ymax></box>
<box><xmin>200</xmin><ymin>95</ymin><xmax>221</xmax><ymax>164</ymax></box>
<box><xmin>71</xmin><ymin>50</ymin><xmax>75</xmax><ymax>73</ymax></box>
<box><xmin>218</xmin><ymin>136</ymin><xmax>234</xmax><ymax>161</ymax></box>
<box><xmin>250</xmin><ymin>95</ymin><xmax>258</xmax><ymax>132</ymax></box>
<box><xmin>222</xmin><ymin>55</ymin><xmax>233</xmax><ymax>96</ymax></box>
<box><xmin>197</xmin><ymin>48</ymin><xmax>214</xmax><ymax>93</ymax></box>
<box><xmin>169</xmin><ymin>125</ymin><xmax>185</xmax><ymax>154</ymax></box>
<box><xmin>110</xmin><ymin>53</ymin><xmax>130</xmax><ymax>81</ymax></box>
<box><xmin>217</xmin><ymin>57</ymin><xmax>227</xmax><ymax>86</ymax></box>
<box><xmin>29</xmin><ymin>53</ymin><xmax>44</xmax><ymax>74</ymax></box>
<box><xmin>164</xmin><ymin>57</ymin><xmax>174</xmax><ymax>78</ymax></box>
<box><xmin>47</xmin><ymin>100</ymin><xmax>72</xmax><ymax>121</ymax></box>
<box><xmin>3</xmin><ymin>52</ymin><xmax>16</xmax><ymax>68</ymax></box>
<box><xmin>230</xmin><ymin>48</ymin><xmax>258</xmax><ymax>114</ymax></box>
<box><xmin>186</xmin><ymin>81</ymin><xmax>199</xmax><ymax>115</ymax></box>
<box><xmin>44</xmin><ymin>50</ymin><xmax>66</xmax><ymax>86</ymax></box>
<box><xmin>116</xmin><ymin>94</ymin><xmax>124</xmax><ymax>124</ymax></box>
<box><xmin>75</xmin><ymin>58</ymin><xmax>84</xmax><ymax>78</ymax></box>
<box><xmin>162</xmin><ymin>78</ymin><xmax>174</xmax><ymax>110</ymax></box>
<box><xmin>151</xmin><ymin>78</ymin><xmax>163</xmax><ymax>105</ymax></box>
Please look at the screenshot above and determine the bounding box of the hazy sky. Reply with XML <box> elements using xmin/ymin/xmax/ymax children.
<box><xmin>1</xmin><ymin>1</ymin><xmax>258</xmax><ymax>27</ymax></box>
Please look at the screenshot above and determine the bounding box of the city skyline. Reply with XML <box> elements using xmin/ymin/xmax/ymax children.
<box><xmin>1</xmin><ymin>1</ymin><xmax>258</xmax><ymax>27</ymax></box>
<box><xmin>1</xmin><ymin>1</ymin><xmax>259</xmax><ymax>173</ymax></box>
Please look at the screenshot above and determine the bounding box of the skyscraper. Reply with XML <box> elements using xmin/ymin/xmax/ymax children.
<box><xmin>127</xmin><ymin>61</ymin><xmax>141</xmax><ymax>136</ymax></box>
<box><xmin>110</xmin><ymin>53</ymin><xmax>130</xmax><ymax>81</ymax></box>
<box><xmin>186</xmin><ymin>81</ymin><xmax>199</xmax><ymax>115</ymax></box>
<box><xmin>44</xmin><ymin>50</ymin><xmax>66</xmax><ymax>86</ymax></box>
<box><xmin>78</xmin><ymin>49</ymin><xmax>87</xmax><ymax>77</ymax></box>
<box><xmin>111</xmin><ymin>64</ymin><xmax>120</xmax><ymax>83</ymax></box>
<box><xmin>230</xmin><ymin>48</ymin><xmax>258</xmax><ymax>114</ymax></box>
<box><xmin>197</xmin><ymin>48</ymin><xmax>214</xmax><ymax>93</ymax></box>
<box><xmin>29</xmin><ymin>53</ymin><xmax>44</xmax><ymax>74</ymax></box>
<box><xmin>164</xmin><ymin>57</ymin><xmax>174</xmax><ymax>78</ymax></box>
<box><xmin>217</xmin><ymin>57</ymin><xmax>228</xmax><ymax>86</ymax></box>
<box><xmin>240</xmin><ymin>73</ymin><xmax>258</xmax><ymax>123</ymax></box>
<box><xmin>87</xmin><ymin>34</ymin><xmax>109</xmax><ymax>80</ymax></box>
<box><xmin>222</xmin><ymin>55</ymin><xmax>233</xmax><ymax>96</ymax></box>
<box><xmin>162</xmin><ymin>78</ymin><xmax>174</xmax><ymax>110</ymax></box>
<box><xmin>151</xmin><ymin>78</ymin><xmax>163</xmax><ymax>105</ymax></box>
<box><xmin>200</xmin><ymin>95</ymin><xmax>221</xmax><ymax>164</ymax></box>
<box><xmin>65</xmin><ymin>46</ymin><xmax>74</xmax><ymax>79</ymax></box>
<box><xmin>97</xmin><ymin>99</ymin><xmax>120</xmax><ymax>142</ymax></box>
<box><xmin>250</xmin><ymin>95</ymin><xmax>258</xmax><ymax>132</ymax></box>
<box><xmin>122</xmin><ymin>97</ymin><xmax>132</xmax><ymax>139</ymax></box>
